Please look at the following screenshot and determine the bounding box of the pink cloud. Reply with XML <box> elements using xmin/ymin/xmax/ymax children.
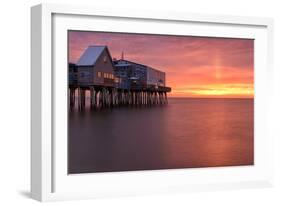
<box><xmin>68</xmin><ymin>31</ymin><xmax>254</xmax><ymax>97</ymax></box>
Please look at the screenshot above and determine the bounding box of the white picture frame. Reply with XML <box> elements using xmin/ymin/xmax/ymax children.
<box><xmin>31</xmin><ymin>3</ymin><xmax>274</xmax><ymax>202</ymax></box>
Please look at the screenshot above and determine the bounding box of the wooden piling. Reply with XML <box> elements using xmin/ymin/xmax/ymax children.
<box><xmin>70</xmin><ymin>85</ymin><xmax>170</xmax><ymax>110</ymax></box>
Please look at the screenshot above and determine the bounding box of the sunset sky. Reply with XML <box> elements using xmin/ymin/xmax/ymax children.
<box><xmin>68</xmin><ymin>31</ymin><xmax>254</xmax><ymax>98</ymax></box>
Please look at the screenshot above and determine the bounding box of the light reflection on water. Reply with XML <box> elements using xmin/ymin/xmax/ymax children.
<box><xmin>68</xmin><ymin>98</ymin><xmax>254</xmax><ymax>174</ymax></box>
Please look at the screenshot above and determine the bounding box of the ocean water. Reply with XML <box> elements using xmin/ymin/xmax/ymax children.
<box><xmin>68</xmin><ymin>98</ymin><xmax>254</xmax><ymax>174</ymax></box>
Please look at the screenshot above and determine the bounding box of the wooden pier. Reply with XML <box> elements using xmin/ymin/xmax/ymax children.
<box><xmin>69</xmin><ymin>85</ymin><xmax>171</xmax><ymax>110</ymax></box>
<box><xmin>68</xmin><ymin>46</ymin><xmax>172</xmax><ymax>110</ymax></box>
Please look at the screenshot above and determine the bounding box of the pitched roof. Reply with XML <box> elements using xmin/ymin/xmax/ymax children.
<box><xmin>77</xmin><ymin>46</ymin><xmax>106</xmax><ymax>66</ymax></box>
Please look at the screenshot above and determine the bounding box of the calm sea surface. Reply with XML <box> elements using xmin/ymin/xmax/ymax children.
<box><xmin>68</xmin><ymin>98</ymin><xmax>254</xmax><ymax>174</ymax></box>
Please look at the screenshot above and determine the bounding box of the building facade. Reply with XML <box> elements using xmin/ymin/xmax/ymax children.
<box><xmin>146</xmin><ymin>66</ymin><xmax>165</xmax><ymax>87</ymax></box>
<box><xmin>76</xmin><ymin>46</ymin><xmax>115</xmax><ymax>87</ymax></box>
<box><xmin>113</xmin><ymin>59</ymin><xmax>166</xmax><ymax>90</ymax></box>
<box><xmin>68</xmin><ymin>63</ymin><xmax>78</xmax><ymax>86</ymax></box>
<box><xmin>70</xmin><ymin>46</ymin><xmax>167</xmax><ymax>90</ymax></box>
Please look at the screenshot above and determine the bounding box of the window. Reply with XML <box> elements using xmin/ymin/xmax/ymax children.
<box><xmin>102</xmin><ymin>73</ymin><xmax>114</xmax><ymax>79</ymax></box>
<box><xmin>103</xmin><ymin>56</ymin><xmax>107</xmax><ymax>63</ymax></box>
<box><xmin>114</xmin><ymin>77</ymin><xmax>122</xmax><ymax>83</ymax></box>
<box><xmin>97</xmin><ymin>71</ymin><xmax>102</xmax><ymax>78</ymax></box>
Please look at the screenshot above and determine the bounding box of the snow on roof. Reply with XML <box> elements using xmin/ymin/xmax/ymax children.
<box><xmin>77</xmin><ymin>46</ymin><xmax>106</xmax><ymax>66</ymax></box>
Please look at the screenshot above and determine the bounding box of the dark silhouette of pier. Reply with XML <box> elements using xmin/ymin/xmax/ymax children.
<box><xmin>69</xmin><ymin>46</ymin><xmax>171</xmax><ymax>110</ymax></box>
<box><xmin>69</xmin><ymin>85</ymin><xmax>171</xmax><ymax>110</ymax></box>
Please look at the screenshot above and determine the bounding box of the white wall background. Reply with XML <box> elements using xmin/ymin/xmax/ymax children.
<box><xmin>0</xmin><ymin>0</ymin><xmax>280</xmax><ymax>205</ymax></box>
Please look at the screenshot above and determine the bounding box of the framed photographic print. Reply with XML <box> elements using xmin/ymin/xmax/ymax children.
<box><xmin>31</xmin><ymin>3</ymin><xmax>274</xmax><ymax>201</ymax></box>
